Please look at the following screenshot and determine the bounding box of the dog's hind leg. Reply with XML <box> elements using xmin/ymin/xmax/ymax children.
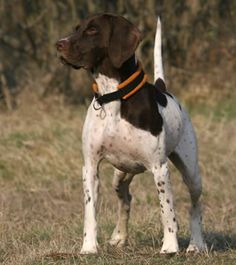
<box><xmin>109</xmin><ymin>169</ymin><xmax>134</xmax><ymax>247</ymax></box>
<box><xmin>152</xmin><ymin>161</ymin><xmax>179</xmax><ymax>253</ymax></box>
<box><xmin>169</xmin><ymin>112</ymin><xmax>207</xmax><ymax>252</ymax></box>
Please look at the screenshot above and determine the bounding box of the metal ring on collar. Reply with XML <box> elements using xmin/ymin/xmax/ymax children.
<box><xmin>93</xmin><ymin>99</ymin><xmax>102</xmax><ymax>110</ymax></box>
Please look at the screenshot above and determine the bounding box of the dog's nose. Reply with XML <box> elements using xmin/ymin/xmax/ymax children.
<box><xmin>56</xmin><ymin>39</ymin><xmax>69</xmax><ymax>52</ymax></box>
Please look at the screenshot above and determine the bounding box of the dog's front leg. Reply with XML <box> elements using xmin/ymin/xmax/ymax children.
<box><xmin>153</xmin><ymin>161</ymin><xmax>179</xmax><ymax>254</ymax></box>
<box><xmin>80</xmin><ymin>160</ymin><xmax>99</xmax><ymax>254</ymax></box>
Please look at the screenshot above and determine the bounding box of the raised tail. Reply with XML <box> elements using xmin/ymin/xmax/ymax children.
<box><xmin>154</xmin><ymin>17</ymin><xmax>165</xmax><ymax>83</ymax></box>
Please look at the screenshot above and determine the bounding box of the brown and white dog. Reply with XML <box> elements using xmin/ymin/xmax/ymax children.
<box><xmin>56</xmin><ymin>13</ymin><xmax>206</xmax><ymax>254</ymax></box>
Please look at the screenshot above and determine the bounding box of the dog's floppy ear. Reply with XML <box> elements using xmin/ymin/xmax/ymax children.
<box><xmin>108</xmin><ymin>16</ymin><xmax>141</xmax><ymax>68</ymax></box>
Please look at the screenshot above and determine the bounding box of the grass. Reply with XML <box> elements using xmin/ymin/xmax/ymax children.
<box><xmin>187</xmin><ymin>97</ymin><xmax>236</xmax><ymax>121</ymax></box>
<box><xmin>0</xmin><ymin>91</ymin><xmax>236</xmax><ymax>264</ymax></box>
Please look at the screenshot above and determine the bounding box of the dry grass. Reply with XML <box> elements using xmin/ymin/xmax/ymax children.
<box><xmin>0</xmin><ymin>90</ymin><xmax>236</xmax><ymax>265</ymax></box>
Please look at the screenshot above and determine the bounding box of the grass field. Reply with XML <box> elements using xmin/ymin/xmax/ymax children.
<box><xmin>0</xmin><ymin>91</ymin><xmax>236</xmax><ymax>265</ymax></box>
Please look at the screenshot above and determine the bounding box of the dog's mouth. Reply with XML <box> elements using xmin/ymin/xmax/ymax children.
<box><xmin>59</xmin><ymin>56</ymin><xmax>82</xmax><ymax>70</ymax></box>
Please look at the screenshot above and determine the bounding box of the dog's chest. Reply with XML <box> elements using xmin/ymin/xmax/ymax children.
<box><xmin>83</xmin><ymin>95</ymin><xmax>185</xmax><ymax>173</ymax></box>
<box><xmin>101</xmin><ymin>116</ymin><xmax>155</xmax><ymax>173</ymax></box>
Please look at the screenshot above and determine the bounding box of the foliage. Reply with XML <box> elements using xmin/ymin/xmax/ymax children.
<box><xmin>0</xmin><ymin>0</ymin><xmax>235</xmax><ymax>106</ymax></box>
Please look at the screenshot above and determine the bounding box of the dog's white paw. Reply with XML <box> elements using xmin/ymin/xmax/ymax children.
<box><xmin>80</xmin><ymin>243</ymin><xmax>98</xmax><ymax>255</ymax></box>
<box><xmin>160</xmin><ymin>245</ymin><xmax>179</xmax><ymax>254</ymax></box>
<box><xmin>187</xmin><ymin>241</ymin><xmax>207</xmax><ymax>253</ymax></box>
<box><xmin>160</xmin><ymin>236</ymin><xmax>179</xmax><ymax>254</ymax></box>
<box><xmin>109</xmin><ymin>236</ymin><xmax>127</xmax><ymax>247</ymax></box>
<box><xmin>109</xmin><ymin>232</ymin><xmax>127</xmax><ymax>247</ymax></box>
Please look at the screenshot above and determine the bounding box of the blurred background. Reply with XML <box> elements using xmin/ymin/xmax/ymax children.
<box><xmin>0</xmin><ymin>2</ymin><xmax>236</xmax><ymax>264</ymax></box>
<box><xmin>0</xmin><ymin>0</ymin><xmax>235</xmax><ymax>109</ymax></box>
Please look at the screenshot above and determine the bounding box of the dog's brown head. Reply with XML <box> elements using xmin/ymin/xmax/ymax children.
<box><xmin>56</xmin><ymin>13</ymin><xmax>141</xmax><ymax>73</ymax></box>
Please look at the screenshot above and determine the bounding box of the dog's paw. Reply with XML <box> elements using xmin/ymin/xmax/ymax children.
<box><xmin>80</xmin><ymin>248</ymin><xmax>98</xmax><ymax>255</ymax></box>
<box><xmin>160</xmin><ymin>246</ymin><xmax>179</xmax><ymax>254</ymax></box>
<box><xmin>186</xmin><ymin>242</ymin><xmax>207</xmax><ymax>253</ymax></box>
<box><xmin>160</xmin><ymin>237</ymin><xmax>179</xmax><ymax>254</ymax></box>
<box><xmin>109</xmin><ymin>228</ymin><xmax>127</xmax><ymax>247</ymax></box>
<box><xmin>80</xmin><ymin>243</ymin><xmax>98</xmax><ymax>255</ymax></box>
<box><xmin>109</xmin><ymin>237</ymin><xmax>127</xmax><ymax>247</ymax></box>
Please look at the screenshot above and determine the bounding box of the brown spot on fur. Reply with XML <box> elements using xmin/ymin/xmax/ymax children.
<box><xmin>160</xmin><ymin>189</ymin><xmax>165</xmax><ymax>193</ymax></box>
<box><xmin>155</xmin><ymin>78</ymin><xmax>167</xmax><ymax>92</ymax></box>
<box><xmin>121</xmin><ymin>81</ymin><xmax>165</xmax><ymax>136</ymax></box>
<box><xmin>166</xmin><ymin>199</ymin><xmax>170</xmax><ymax>203</ymax></box>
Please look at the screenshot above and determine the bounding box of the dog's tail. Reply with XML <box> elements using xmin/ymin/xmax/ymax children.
<box><xmin>154</xmin><ymin>17</ymin><xmax>166</xmax><ymax>91</ymax></box>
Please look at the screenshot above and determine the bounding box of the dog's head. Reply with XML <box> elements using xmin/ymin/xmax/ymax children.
<box><xmin>56</xmin><ymin>13</ymin><xmax>141</xmax><ymax>71</ymax></box>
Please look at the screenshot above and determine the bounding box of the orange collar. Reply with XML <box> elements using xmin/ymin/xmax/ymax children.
<box><xmin>92</xmin><ymin>68</ymin><xmax>147</xmax><ymax>101</ymax></box>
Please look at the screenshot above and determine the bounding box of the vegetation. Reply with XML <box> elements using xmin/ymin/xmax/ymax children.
<box><xmin>0</xmin><ymin>93</ymin><xmax>236</xmax><ymax>264</ymax></box>
<box><xmin>0</xmin><ymin>0</ymin><xmax>235</xmax><ymax>106</ymax></box>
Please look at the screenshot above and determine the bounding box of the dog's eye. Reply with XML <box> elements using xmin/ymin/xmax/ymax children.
<box><xmin>85</xmin><ymin>27</ymin><xmax>98</xmax><ymax>35</ymax></box>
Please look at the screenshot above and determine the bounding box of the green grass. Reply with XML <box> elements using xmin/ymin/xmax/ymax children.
<box><xmin>0</xmin><ymin>160</ymin><xmax>13</xmax><ymax>180</ymax></box>
<box><xmin>187</xmin><ymin>94</ymin><xmax>236</xmax><ymax>121</ymax></box>
<box><xmin>0</xmin><ymin>95</ymin><xmax>235</xmax><ymax>264</ymax></box>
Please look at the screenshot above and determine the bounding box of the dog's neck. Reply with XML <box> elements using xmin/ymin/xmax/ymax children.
<box><xmin>92</xmin><ymin>55</ymin><xmax>138</xmax><ymax>95</ymax></box>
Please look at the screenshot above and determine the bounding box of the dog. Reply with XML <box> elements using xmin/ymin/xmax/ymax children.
<box><xmin>56</xmin><ymin>13</ymin><xmax>206</xmax><ymax>254</ymax></box>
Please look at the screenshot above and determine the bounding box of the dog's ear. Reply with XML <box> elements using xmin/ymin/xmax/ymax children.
<box><xmin>108</xmin><ymin>16</ymin><xmax>141</xmax><ymax>68</ymax></box>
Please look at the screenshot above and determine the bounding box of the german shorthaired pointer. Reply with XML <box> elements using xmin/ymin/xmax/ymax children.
<box><xmin>56</xmin><ymin>13</ymin><xmax>206</xmax><ymax>254</ymax></box>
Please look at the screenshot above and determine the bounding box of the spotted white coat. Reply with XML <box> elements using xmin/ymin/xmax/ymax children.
<box><xmin>80</xmin><ymin>18</ymin><xmax>206</xmax><ymax>255</ymax></box>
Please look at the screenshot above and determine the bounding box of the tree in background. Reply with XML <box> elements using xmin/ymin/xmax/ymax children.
<box><xmin>0</xmin><ymin>0</ymin><xmax>235</xmax><ymax>108</ymax></box>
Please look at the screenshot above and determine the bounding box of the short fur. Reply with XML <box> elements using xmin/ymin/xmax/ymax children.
<box><xmin>56</xmin><ymin>13</ymin><xmax>206</xmax><ymax>254</ymax></box>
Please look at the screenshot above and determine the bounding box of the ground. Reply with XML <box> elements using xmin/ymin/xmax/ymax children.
<box><xmin>0</xmin><ymin>91</ymin><xmax>235</xmax><ymax>265</ymax></box>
